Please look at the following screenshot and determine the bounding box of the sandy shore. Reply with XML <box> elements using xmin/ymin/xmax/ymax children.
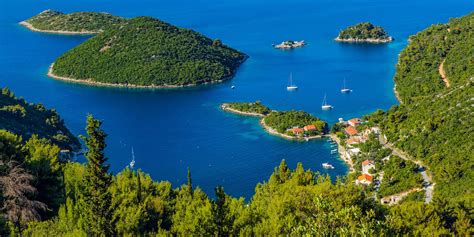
<box><xmin>335</xmin><ymin>37</ymin><xmax>393</xmax><ymax>43</ymax></box>
<box><xmin>19</xmin><ymin>21</ymin><xmax>99</xmax><ymax>35</ymax></box>
<box><xmin>47</xmin><ymin>63</ymin><xmax>235</xmax><ymax>89</ymax></box>
<box><xmin>220</xmin><ymin>104</ymin><xmax>267</xmax><ymax>117</ymax></box>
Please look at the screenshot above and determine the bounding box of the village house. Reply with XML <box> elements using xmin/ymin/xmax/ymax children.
<box><xmin>356</xmin><ymin>173</ymin><xmax>373</xmax><ymax>185</ymax></box>
<box><xmin>290</xmin><ymin>127</ymin><xmax>304</xmax><ymax>136</ymax></box>
<box><xmin>346</xmin><ymin>136</ymin><xmax>362</xmax><ymax>146</ymax></box>
<box><xmin>348</xmin><ymin>118</ymin><xmax>362</xmax><ymax>127</ymax></box>
<box><xmin>344</xmin><ymin>126</ymin><xmax>358</xmax><ymax>137</ymax></box>
<box><xmin>345</xmin><ymin>147</ymin><xmax>360</xmax><ymax>158</ymax></box>
<box><xmin>303</xmin><ymin>124</ymin><xmax>317</xmax><ymax>132</ymax></box>
<box><xmin>362</xmin><ymin>159</ymin><xmax>375</xmax><ymax>174</ymax></box>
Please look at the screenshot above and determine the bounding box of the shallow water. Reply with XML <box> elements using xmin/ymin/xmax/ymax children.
<box><xmin>0</xmin><ymin>0</ymin><xmax>472</xmax><ymax>198</ymax></box>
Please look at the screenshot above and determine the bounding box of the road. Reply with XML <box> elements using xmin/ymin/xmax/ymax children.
<box><xmin>378</xmin><ymin>133</ymin><xmax>434</xmax><ymax>203</ymax></box>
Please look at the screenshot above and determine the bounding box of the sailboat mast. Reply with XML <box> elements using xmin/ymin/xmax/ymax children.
<box><xmin>132</xmin><ymin>147</ymin><xmax>135</xmax><ymax>161</ymax></box>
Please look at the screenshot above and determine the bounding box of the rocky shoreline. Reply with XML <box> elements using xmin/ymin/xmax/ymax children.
<box><xmin>335</xmin><ymin>37</ymin><xmax>393</xmax><ymax>43</ymax></box>
<box><xmin>220</xmin><ymin>104</ymin><xmax>267</xmax><ymax>117</ymax></box>
<box><xmin>47</xmin><ymin>63</ymin><xmax>243</xmax><ymax>89</ymax></box>
<box><xmin>19</xmin><ymin>21</ymin><xmax>99</xmax><ymax>35</ymax></box>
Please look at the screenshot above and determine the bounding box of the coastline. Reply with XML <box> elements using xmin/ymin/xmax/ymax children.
<box><xmin>393</xmin><ymin>84</ymin><xmax>402</xmax><ymax>104</ymax></box>
<box><xmin>220</xmin><ymin>104</ymin><xmax>267</xmax><ymax>117</ymax></box>
<box><xmin>47</xmin><ymin>63</ymin><xmax>243</xmax><ymax>89</ymax></box>
<box><xmin>19</xmin><ymin>21</ymin><xmax>99</xmax><ymax>35</ymax></box>
<box><xmin>329</xmin><ymin>134</ymin><xmax>355</xmax><ymax>173</ymax></box>
<box><xmin>335</xmin><ymin>37</ymin><xmax>393</xmax><ymax>43</ymax></box>
<box><xmin>259</xmin><ymin>118</ymin><xmax>323</xmax><ymax>141</ymax></box>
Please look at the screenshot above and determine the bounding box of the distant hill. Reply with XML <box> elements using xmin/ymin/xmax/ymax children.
<box><xmin>366</xmin><ymin>12</ymin><xmax>474</xmax><ymax>204</ymax></box>
<box><xmin>0</xmin><ymin>88</ymin><xmax>80</xmax><ymax>150</ymax></box>
<box><xmin>21</xmin><ymin>10</ymin><xmax>126</xmax><ymax>34</ymax></box>
<box><xmin>336</xmin><ymin>22</ymin><xmax>393</xmax><ymax>43</ymax></box>
<box><xmin>50</xmin><ymin>16</ymin><xmax>247</xmax><ymax>87</ymax></box>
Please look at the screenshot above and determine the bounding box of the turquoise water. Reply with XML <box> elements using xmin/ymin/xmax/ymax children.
<box><xmin>1</xmin><ymin>0</ymin><xmax>473</xmax><ymax>198</ymax></box>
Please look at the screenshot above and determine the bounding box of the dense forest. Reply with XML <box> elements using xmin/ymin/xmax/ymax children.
<box><xmin>24</xmin><ymin>10</ymin><xmax>126</xmax><ymax>33</ymax></box>
<box><xmin>264</xmin><ymin>110</ymin><xmax>327</xmax><ymax>135</ymax></box>
<box><xmin>365</xmin><ymin>13</ymin><xmax>473</xmax><ymax>205</ymax></box>
<box><xmin>0</xmin><ymin>115</ymin><xmax>471</xmax><ymax>235</ymax></box>
<box><xmin>52</xmin><ymin>16</ymin><xmax>247</xmax><ymax>87</ymax></box>
<box><xmin>336</xmin><ymin>22</ymin><xmax>393</xmax><ymax>42</ymax></box>
<box><xmin>0</xmin><ymin>88</ymin><xmax>79</xmax><ymax>150</ymax></box>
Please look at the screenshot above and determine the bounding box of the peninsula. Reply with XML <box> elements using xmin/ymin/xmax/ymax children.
<box><xmin>335</xmin><ymin>22</ymin><xmax>393</xmax><ymax>43</ymax></box>
<box><xmin>20</xmin><ymin>10</ymin><xmax>126</xmax><ymax>34</ymax></box>
<box><xmin>49</xmin><ymin>16</ymin><xmax>247</xmax><ymax>88</ymax></box>
<box><xmin>222</xmin><ymin>102</ymin><xmax>327</xmax><ymax>140</ymax></box>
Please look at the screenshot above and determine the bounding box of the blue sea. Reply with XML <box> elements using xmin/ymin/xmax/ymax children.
<box><xmin>1</xmin><ymin>0</ymin><xmax>472</xmax><ymax>198</ymax></box>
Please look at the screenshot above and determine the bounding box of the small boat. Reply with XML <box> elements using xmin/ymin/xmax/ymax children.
<box><xmin>129</xmin><ymin>147</ymin><xmax>135</xmax><ymax>169</ymax></box>
<box><xmin>321</xmin><ymin>94</ymin><xmax>333</xmax><ymax>110</ymax></box>
<box><xmin>305</xmin><ymin>137</ymin><xmax>309</xmax><ymax>141</ymax></box>
<box><xmin>231</xmin><ymin>85</ymin><xmax>236</xmax><ymax>89</ymax></box>
<box><xmin>322</xmin><ymin>163</ymin><xmax>335</xmax><ymax>169</ymax></box>
<box><xmin>341</xmin><ymin>78</ymin><xmax>352</xmax><ymax>93</ymax></box>
<box><xmin>287</xmin><ymin>73</ymin><xmax>298</xmax><ymax>90</ymax></box>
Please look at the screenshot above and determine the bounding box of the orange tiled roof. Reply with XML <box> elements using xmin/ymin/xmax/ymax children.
<box><xmin>362</xmin><ymin>159</ymin><xmax>374</xmax><ymax>166</ymax></box>
<box><xmin>291</xmin><ymin>128</ymin><xmax>304</xmax><ymax>133</ymax></box>
<box><xmin>347</xmin><ymin>137</ymin><xmax>361</xmax><ymax>145</ymax></box>
<box><xmin>358</xmin><ymin>174</ymin><xmax>373</xmax><ymax>182</ymax></box>
<box><xmin>344</xmin><ymin>126</ymin><xmax>358</xmax><ymax>136</ymax></box>
<box><xmin>348</xmin><ymin>118</ymin><xmax>362</xmax><ymax>125</ymax></box>
<box><xmin>303</xmin><ymin>125</ymin><xmax>316</xmax><ymax>131</ymax></box>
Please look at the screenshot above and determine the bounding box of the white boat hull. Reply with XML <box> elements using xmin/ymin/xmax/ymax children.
<box><xmin>287</xmin><ymin>86</ymin><xmax>298</xmax><ymax>90</ymax></box>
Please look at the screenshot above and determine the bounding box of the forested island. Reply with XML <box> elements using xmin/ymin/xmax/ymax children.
<box><xmin>48</xmin><ymin>16</ymin><xmax>247</xmax><ymax>88</ymax></box>
<box><xmin>0</xmin><ymin>87</ymin><xmax>79</xmax><ymax>150</ymax></box>
<box><xmin>335</xmin><ymin>22</ymin><xmax>393</xmax><ymax>43</ymax></box>
<box><xmin>0</xmin><ymin>11</ymin><xmax>472</xmax><ymax>237</ymax></box>
<box><xmin>20</xmin><ymin>10</ymin><xmax>126</xmax><ymax>34</ymax></box>
<box><xmin>222</xmin><ymin>102</ymin><xmax>327</xmax><ymax>140</ymax></box>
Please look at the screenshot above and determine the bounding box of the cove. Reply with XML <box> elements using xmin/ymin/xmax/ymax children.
<box><xmin>1</xmin><ymin>0</ymin><xmax>472</xmax><ymax>199</ymax></box>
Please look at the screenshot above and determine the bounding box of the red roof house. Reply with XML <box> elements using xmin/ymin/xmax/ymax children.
<box><xmin>357</xmin><ymin>174</ymin><xmax>373</xmax><ymax>185</ymax></box>
<box><xmin>291</xmin><ymin>127</ymin><xmax>304</xmax><ymax>135</ymax></box>
<box><xmin>303</xmin><ymin>125</ymin><xmax>317</xmax><ymax>131</ymax></box>
<box><xmin>344</xmin><ymin>126</ymin><xmax>358</xmax><ymax>136</ymax></box>
<box><xmin>348</xmin><ymin>118</ymin><xmax>362</xmax><ymax>127</ymax></box>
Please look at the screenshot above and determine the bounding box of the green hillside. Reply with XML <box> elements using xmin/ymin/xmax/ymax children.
<box><xmin>0</xmin><ymin>88</ymin><xmax>79</xmax><ymax>149</ymax></box>
<box><xmin>366</xmin><ymin>13</ymin><xmax>474</xmax><ymax>204</ymax></box>
<box><xmin>23</xmin><ymin>10</ymin><xmax>126</xmax><ymax>33</ymax></box>
<box><xmin>51</xmin><ymin>16</ymin><xmax>247</xmax><ymax>87</ymax></box>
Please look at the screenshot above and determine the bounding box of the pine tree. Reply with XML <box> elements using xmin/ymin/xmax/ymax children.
<box><xmin>79</xmin><ymin>115</ymin><xmax>113</xmax><ymax>236</ymax></box>
<box><xmin>187</xmin><ymin>167</ymin><xmax>193</xmax><ymax>195</ymax></box>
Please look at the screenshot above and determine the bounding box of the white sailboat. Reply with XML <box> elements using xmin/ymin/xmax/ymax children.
<box><xmin>130</xmin><ymin>147</ymin><xmax>136</xmax><ymax>169</ymax></box>
<box><xmin>341</xmin><ymin>78</ymin><xmax>352</xmax><ymax>93</ymax></box>
<box><xmin>286</xmin><ymin>73</ymin><xmax>298</xmax><ymax>90</ymax></box>
<box><xmin>322</xmin><ymin>163</ymin><xmax>335</xmax><ymax>169</ymax></box>
<box><xmin>321</xmin><ymin>94</ymin><xmax>333</xmax><ymax>110</ymax></box>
